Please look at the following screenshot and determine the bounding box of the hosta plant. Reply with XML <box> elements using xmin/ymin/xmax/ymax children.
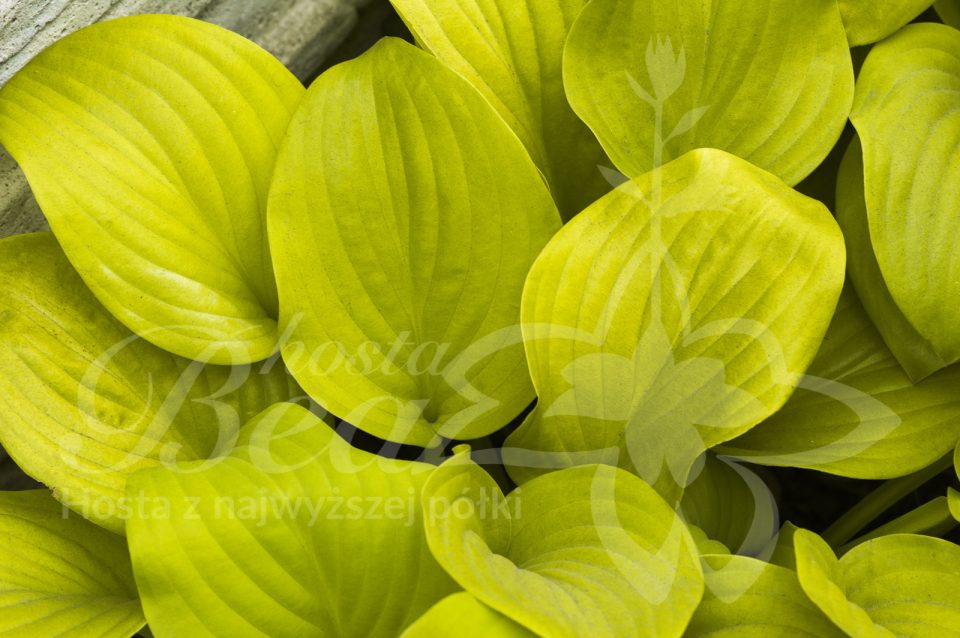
<box><xmin>0</xmin><ymin>1</ymin><xmax>959</xmax><ymax>637</ymax></box>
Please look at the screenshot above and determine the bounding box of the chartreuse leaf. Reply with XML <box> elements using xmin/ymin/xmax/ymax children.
<box><xmin>389</xmin><ymin>0</ymin><xmax>607</xmax><ymax>218</ymax></box>
<box><xmin>838</xmin><ymin>0</ymin><xmax>933</xmax><ymax>46</ymax></box>
<box><xmin>563</xmin><ymin>0</ymin><xmax>853</xmax><ymax>186</ymax></box>
<box><xmin>0</xmin><ymin>15</ymin><xmax>304</xmax><ymax>364</ymax></box>
<box><xmin>680</xmin><ymin>455</ymin><xmax>778</xmax><ymax>556</ymax></box>
<box><xmin>422</xmin><ymin>450</ymin><xmax>704</xmax><ymax>637</ymax></box>
<box><xmin>794</xmin><ymin>529</ymin><xmax>960</xmax><ymax>637</ymax></box>
<box><xmin>767</xmin><ymin>522</ymin><xmax>802</xmax><ymax>571</ymax></box>
<box><xmin>503</xmin><ymin>149</ymin><xmax>845</xmax><ymax>500</ymax></box>
<box><xmin>685</xmin><ymin>554</ymin><xmax>845</xmax><ymax>637</ymax></box>
<box><xmin>0</xmin><ymin>489</ymin><xmax>144</xmax><ymax>637</ymax></box>
<box><xmin>850</xmin><ymin>23</ymin><xmax>960</xmax><ymax>375</ymax></box>
<box><xmin>401</xmin><ymin>593</ymin><xmax>536</xmax><ymax>638</ymax></box>
<box><xmin>126</xmin><ymin>402</ymin><xmax>457</xmax><ymax>638</ymax></box>
<box><xmin>0</xmin><ymin>233</ymin><xmax>302</xmax><ymax>533</ymax></box>
<box><xmin>835</xmin><ymin>137</ymin><xmax>946</xmax><ymax>381</ymax></box>
<box><xmin>269</xmin><ymin>38</ymin><xmax>560</xmax><ymax>447</ymax></box>
<box><xmin>722</xmin><ymin>286</ymin><xmax>960</xmax><ymax>479</ymax></box>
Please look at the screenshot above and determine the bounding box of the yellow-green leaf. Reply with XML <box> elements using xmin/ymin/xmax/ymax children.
<box><xmin>685</xmin><ymin>554</ymin><xmax>845</xmax><ymax>637</ymax></box>
<box><xmin>422</xmin><ymin>450</ymin><xmax>704</xmax><ymax>637</ymax></box>
<box><xmin>0</xmin><ymin>15</ymin><xmax>305</xmax><ymax>364</ymax></box>
<box><xmin>401</xmin><ymin>593</ymin><xmax>536</xmax><ymax>638</ymax></box>
<box><xmin>389</xmin><ymin>0</ymin><xmax>608</xmax><ymax>219</ymax></box>
<box><xmin>269</xmin><ymin>38</ymin><xmax>560</xmax><ymax>447</ymax></box>
<box><xmin>0</xmin><ymin>489</ymin><xmax>144</xmax><ymax>637</ymax></box>
<box><xmin>563</xmin><ymin>0</ymin><xmax>853</xmax><ymax>186</ymax></box>
<box><xmin>503</xmin><ymin>149</ymin><xmax>845</xmax><ymax>500</ymax></box>
<box><xmin>839</xmin><ymin>0</ymin><xmax>933</xmax><ymax>46</ymax></box>
<box><xmin>723</xmin><ymin>286</ymin><xmax>960</xmax><ymax>479</ymax></box>
<box><xmin>795</xmin><ymin>529</ymin><xmax>960</xmax><ymax>637</ymax></box>
<box><xmin>850</xmin><ymin>23</ymin><xmax>960</xmax><ymax>374</ymax></box>
<box><xmin>0</xmin><ymin>233</ymin><xmax>302</xmax><ymax>533</ymax></box>
<box><xmin>127</xmin><ymin>403</ymin><xmax>457</xmax><ymax>637</ymax></box>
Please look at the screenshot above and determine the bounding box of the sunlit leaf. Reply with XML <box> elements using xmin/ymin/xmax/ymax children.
<box><xmin>563</xmin><ymin>0</ymin><xmax>853</xmax><ymax>185</ymax></box>
<box><xmin>680</xmin><ymin>455</ymin><xmax>779</xmax><ymax>556</ymax></box>
<box><xmin>389</xmin><ymin>0</ymin><xmax>608</xmax><ymax>218</ymax></box>
<box><xmin>850</xmin><ymin>23</ymin><xmax>960</xmax><ymax>374</ymax></box>
<box><xmin>269</xmin><ymin>38</ymin><xmax>560</xmax><ymax>447</ymax></box>
<box><xmin>835</xmin><ymin>137</ymin><xmax>946</xmax><ymax>381</ymax></box>
<box><xmin>838</xmin><ymin>0</ymin><xmax>933</xmax><ymax>46</ymax></box>
<box><xmin>0</xmin><ymin>233</ymin><xmax>303</xmax><ymax>533</ymax></box>
<box><xmin>400</xmin><ymin>593</ymin><xmax>536</xmax><ymax>638</ymax></box>
<box><xmin>503</xmin><ymin>149</ymin><xmax>845</xmax><ymax>500</ymax></box>
<box><xmin>0</xmin><ymin>489</ymin><xmax>144</xmax><ymax>637</ymax></box>
<box><xmin>723</xmin><ymin>286</ymin><xmax>960</xmax><ymax>479</ymax></box>
<box><xmin>127</xmin><ymin>403</ymin><xmax>457</xmax><ymax>637</ymax></box>
<box><xmin>685</xmin><ymin>554</ymin><xmax>845</xmax><ymax>637</ymax></box>
<box><xmin>0</xmin><ymin>15</ymin><xmax>305</xmax><ymax>363</ymax></box>
<box><xmin>794</xmin><ymin>529</ymin><xmax>960</xmax><ymax>637</ymax></box>
<box><xmin>422</xmin><ymin>450</ymin><xmax>704</xmax><ymax>637</ymax></box>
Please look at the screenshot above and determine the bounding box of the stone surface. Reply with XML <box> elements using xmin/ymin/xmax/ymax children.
<box><xmin>0</xmin><ymin>0</ymin><xmax>372</xmax><ymax>239</ymax></box>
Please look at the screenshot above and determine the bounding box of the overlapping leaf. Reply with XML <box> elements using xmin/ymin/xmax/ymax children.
<box><xmin>126</xmin><ymin>403</ymin><xmax>457</xmax><ymax>638</ymax></box>
<box><xmin>685</xmin><ymin>554</ymin><xmax>845</xmax><ymax>637</ymax></box>
<box><xmin>389</xmin><ymin>0</ymin><xmax>607</xmax><ymax>218</ymax></box>
<box><xmin>680</xmin><ymin>455</ymin><xmax>779</xmax><ymax>556</ymax></box>
<box><xmin>838</xmin><ymin>0</ymin><xmax>933</xmax><ymax>46</ymax></box>
<box><xmin>723</xmin><ymin>286</ymin><xmax>960</xmax><ymax>478</ymax></box>
<box><xmin>269</xmin><ymin>38</ymin><xmax>560</xmax><ymax>447</ymax></box>
<box><xmin>795</xmin><ymin>529</ymin><xmax>960</xmax><ymax>637</ymax></box>
<box><xmin>0</xmin><ymin>15</ymin><xmax>305</xmax><ymax>363</ymax></box>
<box><xmin>0</xmin><ymin>490</ymin><xmax>144</xmax><ymax>637</ymax></box>
<box><xmin>849</xmin><ymin>23</ymin><xmax>960</xmax><ymax>376</ymax></box>
<box><xmin>563</xmin><ymin>0</ymin><xmax>853</xmax><ymax>186</ymax></box>
<box><xmin>422</xmin><ymin>450</ymin><xmax>704</xmax><ymax>637</ymax></box>
<box><xmin>0</xmin><ymin>233</ymin><xmax>302</xmax><ymax>533</ymax></box>
<box><xmin>835</xmin><ymin>137</ymin><xmax>946</xmax><ymax>381</ymax></box>
<box><xmin>400</xmin><ymin>593</ymin><xmax>536</xmax><ymax>638</ymax></box>
<box><xmin>503</xmin><ymin>149</ymin><xmax>845</xmax><ymax>499</ymax></box>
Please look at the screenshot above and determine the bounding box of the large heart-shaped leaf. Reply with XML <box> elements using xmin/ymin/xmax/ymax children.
<box><xmin>835</xmin><ymin>137</ymin><xmax>946</xmax><ymax>381</ymax></box>
<box><xmin>503</xmin><ymin>149</ymin><xmax>845</xmax><ymax>499</ymax></box>
<box><xmin>722</xmin><ymin>286</ymin><xmax>960</xmax><ymax>478</ymax></box>
<box><xmin>0</xmin><ymin>233</ymin><xmax>303</xmax><ymax>533</ymax></box>
<box><xmin>794</xmin><ymin>529</ymin><xmax>960</xmax><ymax>637</ymax></box>
<box><xmin>126</xmin><ymin>402</ymin><xmax>457</xmax><ymax>638</ymax></box>
<box><xmin>269</xmin><ymin>38</ymin><xmax>560</xmax><ymax>448</ymax></box>
<box><xmin>680</xmin><ymin>455</ymin><xmax>779</xmax><ymax>556</ymax></box>
<box><xmin>401</xmin><ymin>593</ymin><xmax>536</xmax><ymax>638</ymax></box>
<box><xmin>421</xmin><ymin>450</ymin><xmax>704</xmax><ymax>638</ymax></box>
<box><xmin>0</xmin><ymin>489</ymin><xmax>144</xmax><ymax>637</ymax></box>
<box><xmin>685</xmin><ymin>554</ymin><xmax>845</xmax><ymax>637</ymax></box>
<box><xmin>849</xmin><ymin>23</ymin><xmax>960</xmax><ymax>374</ymax></box>
<box><xmin>0</xmin><ymin>15</ymin><xmax>305</xmax><ymax>364</ymax></box>
<box><xmin>389</xmin><ymin>0</ymin><xmax>607</xmax><ymax>219</ymax></box>
<box><xmin>838</xmin><ymin>0</ymin><xmax>933</xmax><ymax>46</ymax></box>
<box><xmin>563</xmin><ymin>0</ymin><xmax>853</xmax><ymax>186</ymax></box>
